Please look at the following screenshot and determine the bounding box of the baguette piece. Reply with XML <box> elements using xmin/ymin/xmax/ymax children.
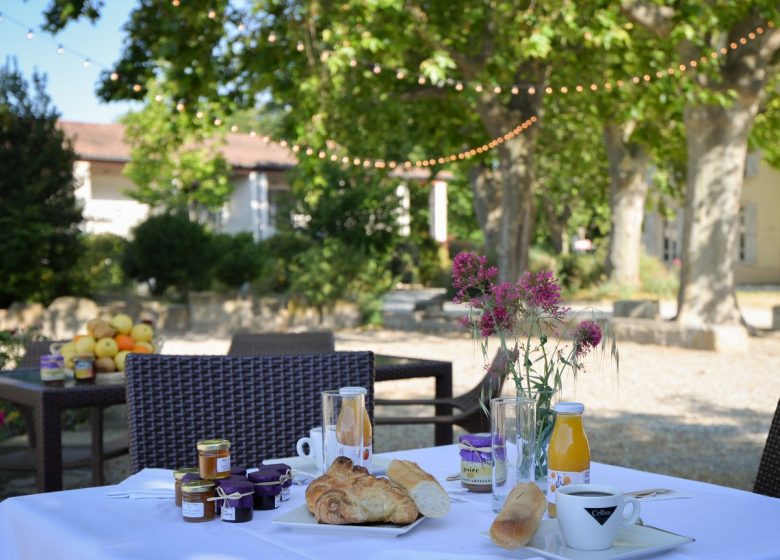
<box><xmin>387</xmin><ymin>459</ymin><xmax>450</xmax><ymax>518</ymax></box>
<box><xmin>489</xmin><ymin>483</ymin><xmax>546</xmax><ymax>549</ymax></box>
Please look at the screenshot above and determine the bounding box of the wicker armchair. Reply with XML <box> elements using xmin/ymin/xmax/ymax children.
<box><xmin>227</xmin><ymin>331</ymin><xmax>335</xmax><ymax>356</ymax></box>
<box><xmin>124</xmin><ymin>352</ymin><xmax>374</xmax><ymax>473</ymax></box>
<box><xmin>375</xmin><ymin>349</ymin><xmax>513</xmax><ymax>436</ymax></box>
<box><xmin>754</xmin><ymin>397</ymin><xmax>780</xmax><ymax>498</ymax></box>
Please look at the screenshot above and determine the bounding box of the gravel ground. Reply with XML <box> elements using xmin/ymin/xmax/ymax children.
<box><xmin>2</xmin><ymin>327</ymin><xmax>779</xmax><ymax>499</ymax></box>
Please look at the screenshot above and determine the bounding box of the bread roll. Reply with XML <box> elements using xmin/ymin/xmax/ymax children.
<box><xmin>489</xmin><ymin>483</ymin><xmax>546</xmax><ymax>549</ymax></box>
<box><xmin>387</xmin><ymin>459</ymin><xmax>450</xmax><ymax>518</ymax></box>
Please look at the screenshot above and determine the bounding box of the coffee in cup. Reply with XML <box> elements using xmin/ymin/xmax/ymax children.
<box><xmin>555</xmin><ymin>484</ymin><xmax>641</xmax><ymax>551</ymax></box>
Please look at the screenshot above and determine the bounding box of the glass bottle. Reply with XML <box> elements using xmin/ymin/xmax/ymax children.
<box><xmin>336</xmin><ymin>387</ymin><xmax>371</xmax><ymax>468</ymax></box>
<box><xmin>546</xmin><ymin>402</ymin><xmax>591</xmax><ymax>518</ymax></box>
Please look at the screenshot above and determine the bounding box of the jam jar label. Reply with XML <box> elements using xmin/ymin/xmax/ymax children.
<box><xmin>217</xmin><ymin>456</ymin><xmax>231</xmax><ymax>473</ymax></box>
<box><xmin>182</xmin><ymin>501</ymin><xmax>204</xmax><ymax>518</ymax></box>
<box><xmin>274</xmin><ymin>494</ymin><xmax>281</xmax><ymax>508</ymax></box>
<box><xmin>221</xmin><ymin>506</ymin><xmax>236</xmax><ymax>521</ymax></box>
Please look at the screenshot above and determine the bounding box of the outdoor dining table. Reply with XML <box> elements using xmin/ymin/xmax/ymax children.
<box><xmin>1</xmin><ymin>444</ymin><xmax>778</xmax><ymax>559</ymax></box>
<box><xmin>0</xmin><ymin>354</ymin><xmax>453</xmax><ymax>492</ymax></box>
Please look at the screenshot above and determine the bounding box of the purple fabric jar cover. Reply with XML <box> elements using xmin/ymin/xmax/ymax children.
<box><xmin>248</xmin><ymin>469</ymin><xmax>282</xmax><ymax>497</ymax></box>
<box><xmin>262</xmin><ymin>463</ymin><xmax>292</xmax><ymax>488</ymax></box>
<box><xmin>459</xmin><ymin>433</ymin><xmax>492</xmax><ymax>463</ymax></box>
<box><xmin>181</xmin><ymin>472</ymin><xmax>202</xmax><ymax>484</ymax></box>
<box><xmin>215</xmin><ymin>479</ymin><xmax>254</xmax><ymax>508</ymax></box>
<box><xmin>230</xmin><ymin>467</ymin><xmax>247</xmax><ymax>477</ymax></box>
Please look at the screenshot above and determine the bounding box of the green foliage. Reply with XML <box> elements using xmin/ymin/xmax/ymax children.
<box><xmin>557</xmin><ymin>252</ymin><xmax>606</xmax><ymax>294</ymax></box>
<box><xmin>751</xmin><ymin>74</ymin><xmax>780</xmax><ymax>169</ymax></box>
<box><xmin>638</xmin><ymin>252</ymin><xmax>679</xmax><ymax>299</ymax></box>
<box><xmin>0</xmin><ymin>61</ymin><xmax>83</xmax><ymax>308</ymax></box>
<box><xmin>211</xmin><ymin>232</ymin><xmax>265</xmax><ymax>290</ymax></box>
<box><xmin>255</xmin><ymin>232</ymin><xmax>315</xmax><ymax>293</ymax></box>
<box><xmin>74</xmin><ymin>233</ymin><xmax>129</xmax><ymax>294</ymax></box>
<box><xmin>122</xmin><ymin>82</ymin><xmax>233</xmax><ymax>212</ymax></box>
<box><xmin>122</xmin><ymin>213</ymin><xmax>215</xmax><ymax>298</ymax></box>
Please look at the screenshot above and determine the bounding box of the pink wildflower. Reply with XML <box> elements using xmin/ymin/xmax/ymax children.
<box><xmin>452</xmin><ymin>252</ymin><xmax>498</xmax><ymax>303</ymax></box>
<box><xmin>575</xmin><ymin>320</ymin><xmax>602</xmax><ymax>356</ymax></box>
<box><xmin>517</xmin><ymin>270</ymin><xmax>562</xmax><ymax>311</ymax></box>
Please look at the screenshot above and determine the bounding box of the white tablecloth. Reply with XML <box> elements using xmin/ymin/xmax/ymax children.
<box><xmin>1</xmin><ymin>445</ymin><xmax>779</xmax><ymax>559</ymax></box>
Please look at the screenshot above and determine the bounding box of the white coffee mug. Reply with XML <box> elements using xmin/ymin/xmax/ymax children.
<box><xmin>556</xmin><ymin>484</ymin><xmax>641</xmax><ymax>551</ymax></box>
<box><xmin>296</xmin><ymin>427</ymin><xmax>324</xmax><ymax>469</ymax></box>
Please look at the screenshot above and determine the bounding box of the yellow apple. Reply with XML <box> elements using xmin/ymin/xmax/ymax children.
<box><xmin>110</xmin><ymin>313</ymin><xmax>134</xmax><ymax>335</ymax></box>
<box><xmin>94</xmin><ymin>337</ymin><xmax>119</xmax><ymax>359</ymax></box>
<box><xmin>130</xmin><ymin>323</ymin><xmax>153</xmax><ymax>343</ymax></box>
<box><xmin>75</xmin><ymin>336</ymin><xmax>96</xmax><ymax>356</ymax></box>
<box><xmin>114</xmin><ymin>350</ymin><xmax>129</xmax><ymax>372</ymax></box>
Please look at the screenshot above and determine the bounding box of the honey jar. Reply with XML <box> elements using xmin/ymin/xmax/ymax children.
<box><xmin>181</xmin><ymin>480</ymin><xmax>216</xmax><ymax>522</ymax></box>
<box><xmin>173</xmin><ymin>467</ymin><xmax>198</xmax><ymax>507</ymax></box>
<box><xmin>197</xmin><ymin>439</ymin><xmax>231</xmax><ymax>479</ymax></box>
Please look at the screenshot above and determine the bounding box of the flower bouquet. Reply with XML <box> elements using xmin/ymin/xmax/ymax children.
<box><xmin>452</xmin><ymin>252</ymin><xmax>618</xmax><ymax>483</ymax></box>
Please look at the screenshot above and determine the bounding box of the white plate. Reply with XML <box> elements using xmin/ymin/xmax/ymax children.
<box><xmin>263</xmin><ymin>455</ymin><xmax>391</xmax><ymax>478</ymax></box>
<box><xmin>272</xmin><ymin>504</ymin><xmax>425</xmax><ymax>537</ymax></box>
<box><xmin>526</xmin><ymin>519</ymin><xmax>694</xmax><ymax>560</ymax></box>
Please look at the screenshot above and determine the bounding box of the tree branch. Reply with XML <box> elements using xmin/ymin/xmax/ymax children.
<box><xmin>620</xmin><ymin>0</ymin><xmax>675</xmax><ymax>36</ymax></box>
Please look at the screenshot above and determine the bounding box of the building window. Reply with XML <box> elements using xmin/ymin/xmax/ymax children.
<box><xmin>662</xmin><ymin>219</ymin><xmax>679</xmax><ymax>264</ymax></box>
<box><xmin>738</xmin><ymin>204</ymin><xmax>758</xmax><ymax>264</ymax></box>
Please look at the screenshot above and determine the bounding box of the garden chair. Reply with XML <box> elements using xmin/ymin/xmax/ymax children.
<box><xmin>374</xmin><ymin>348</ymin><xmax>514</xmax><ymax>437</ymax></box>
<box><xmin>754</xmin><ymin>397</ymin><xmax>780</xmax><ymax>498</ymax></box>
<box><xmin>124</xmin><ymin>352</ymin><xmax>374</xmax><ymax>472</ymax></box>
<box><xmin>227</xmin><ymin>331</ymin><xmax>335</xmax><ymax>356</ymax></box>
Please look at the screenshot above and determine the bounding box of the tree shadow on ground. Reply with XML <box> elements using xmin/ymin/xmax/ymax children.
<box><xmin>588</xmin><ymin>397</ymin><xmax>772</xmax><ymax>491</ymax></box>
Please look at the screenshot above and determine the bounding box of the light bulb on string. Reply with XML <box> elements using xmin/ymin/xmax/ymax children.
<box><xmin>83</xmin><ymin>59</ymin><xmax>91</xmax><ymax>68</ymax></box>
<box><xmin>208</xmin><ymin>10</ymin><xmax>217</xmax><ymax>20</ymax></box>
<box><xmin>296</xmin><ymin>41</ymin><xmax>305</xmax><ymax>52</ymax></box>
<box><xmin>26</xmin><ymin>29</ymin><xmax>34</xmax><ymax>40</ymax></box>
<box><xmin>268</xmin><ymin>33</ymin><xmax>276</xmax><ymax>43</ymax></box>
<box><xmin>110</xmin><ymin>72</ymin><xmax>119</xmax><ymax>81</ymax></box>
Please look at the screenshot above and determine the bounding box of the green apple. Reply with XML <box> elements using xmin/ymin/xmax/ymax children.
<box><xmin>75</xmin><ymin>336</ymin><xmax>96</xmax><ymax>356</ymax></box>
<box><xmin>94</xmin><ymin>337</ymin><xmax>119</xmax><ymax>359</ymax></box>
<box><xmin>109</xmin><ymin>314</ymin><xmax>134</xmax><ymax>335</ymax></box>
<box><xmin>114</xmin><ymin>350</ymin><xmax>129</xmax><ymax>372</ymax></box>
<box><xmin>130</xmin><ymin>323</ymin><xmax>154</xmax><ymax>343</ymax></box>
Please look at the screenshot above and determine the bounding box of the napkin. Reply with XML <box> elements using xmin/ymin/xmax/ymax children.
<box><xmin>107</xmin><ymin>468</ymin><xmax>175</xmax><ymax>499</ymax></box>
<box><xmin>626</xmin><ymin>488</ymin><xmax>692</xmax><ymax>502</ymax></box>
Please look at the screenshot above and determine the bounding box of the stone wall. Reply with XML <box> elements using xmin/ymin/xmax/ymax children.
<box><xmin>0</xmin><ymin>294</ymin><xmax>361</xmax><ymax>339</ymax></box>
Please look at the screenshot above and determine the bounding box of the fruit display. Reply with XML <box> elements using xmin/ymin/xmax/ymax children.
<box><xmin>55</xmin><ymin>313</ymin><xmax>160</xmax><ymax>374</ymax></box>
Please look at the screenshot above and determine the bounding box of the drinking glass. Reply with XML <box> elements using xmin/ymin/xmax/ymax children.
<box><xmin>491</xmin><ymin>396</ymin><xmax>537</xmax><ymax>512</ymax></box>
<box><xmin>321</xmin><ymin>388</ymin><xmax>365</xmax><ymax>472</ymax></box>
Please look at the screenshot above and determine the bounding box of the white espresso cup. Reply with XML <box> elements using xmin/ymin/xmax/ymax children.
<box><xmin>556</xmin><ymin>484</ymin><xmax>641</xmax><ymax>551</ymax></box>
<box><xmin>296</xmin><ymin>427</ymin><xmax>324</xmax><ymax>469</ymax></box>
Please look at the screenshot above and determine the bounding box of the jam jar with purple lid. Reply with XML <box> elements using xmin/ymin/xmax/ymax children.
<box><xmin>230</xmin><ymin>467</ymin><xmax>248</xmax><ymax>477</ymax></box>
<box><xmin>459</xmin><ymin>433</ymin><xmax>493</xmax><ymax>493</ymax></box>
<box><xmin>247</xmin><ymin>469</ymin><xmax>283</xmax><ymax>510</ymax></box>
<box><xmin>215</xmin><ymin>479</ymin><xmax>254</xmax><ymax>523</ymax></box>
<box><xmin>260</xmin><ymin>463</ymin><xmax>292</xmax><ymax>501</ymax></box>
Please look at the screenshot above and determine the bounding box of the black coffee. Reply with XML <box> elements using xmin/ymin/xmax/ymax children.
<box><xmin>568</xmin><ymin>491</ymin><xmax>613</xmax><ymax>497</ymax></box>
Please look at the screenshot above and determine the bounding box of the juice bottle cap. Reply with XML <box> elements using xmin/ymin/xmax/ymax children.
<box><xmin>339</xmin><ymin>386</ymin><xmax>367</xmax><ymax>396</ymax></box>
<box><xmin>554</xmin><ymin>401</ymin><xmax>585</xmax><ymax>413</ymax></box>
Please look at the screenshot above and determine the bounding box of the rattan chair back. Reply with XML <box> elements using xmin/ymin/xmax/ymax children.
<box><xmin>125</xmin><ymin>352</ymin><xmax>374</xmax><ymax>473</ymax></box>
<box><xmin>754</xmin><ymin>397</ymin><xmax>780</xmax><ymax>498</ymax></box>
<box><xmin>227</xmin><ymin>331</ymin><xmax>335</xmax><ymax>356</ymax></box>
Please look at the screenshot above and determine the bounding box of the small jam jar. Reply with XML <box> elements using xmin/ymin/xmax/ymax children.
<box><xmin>215</xmin><ymin>479</ymin><xmax>254</xmax><ymax>523</ymax></box>
<box><xmin>459</xmin><ymin>433</ymin><xmax>493</xmax><ymax>493</ymax></box>
<box><xmin>74</xmin><ymin>354</ymin><xmax>96</xmax><ymax>382</ymax></box>
<box><xmin>230</xmin><ymin>467</ymin><xmax>248</xmax><ymax>477</ymax></box>
<box><xmin>173</xmin><ymin>467</ymin><xmax>199</xmax><ymax>507</ymax></box>
<box><xmin>181</xmin><ymin>480</ymin><xmax>216</xmax><ymax>522</ymax></box>
<box><xmin>197</xmin><ymin>439</ymin><xmax>231</xmax><ymax>479</ymax></box>
<box><xmin>261</xmin><ymin>463</ymin><xmax>292</xmax><ymax>502</ymax></box>
<box><xmin>248</xmin><ymin>469</ymin><xmax>283</xmax><ymax>510</ymax></box>
<box><xmin>40</xmin><ymin>355</ymin><xmax>65</xmax><ymax>385</ymax></box>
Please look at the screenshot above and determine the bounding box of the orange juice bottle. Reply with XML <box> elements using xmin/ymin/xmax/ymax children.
<box><xmin>336</xmin><ymin>387</ymin><xmax>372</xmax><ymax>469</ymax></box>
<box><xmin>546</xmin><ymin>402</ymin><xmax>590</xmax><ymax>517</ymax></box>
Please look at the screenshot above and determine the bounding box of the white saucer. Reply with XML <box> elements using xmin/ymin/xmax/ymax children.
<box><xmin>526</xmin><ymin>519</ymin><xmax>694</xmax><ymax>560</ymax></box>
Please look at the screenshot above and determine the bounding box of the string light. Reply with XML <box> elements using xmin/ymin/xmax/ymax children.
<box><xmin>26</xmin><ymin>29</ymin><xmax>34</xmax><ymax>40</ymax></box>
<box><xmin>57</xmin><ymin>45</ymin><xmax>65</xmax><ymax>54</ymax></box>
